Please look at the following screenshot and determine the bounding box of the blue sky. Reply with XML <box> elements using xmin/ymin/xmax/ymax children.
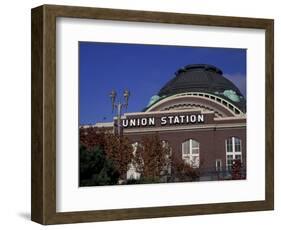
<box><xmin>79</xmin><ymin>42</ymin><xmax>246</xmax><ymax>125</ymax></box>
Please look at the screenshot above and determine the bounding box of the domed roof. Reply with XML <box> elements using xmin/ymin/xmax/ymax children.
<box><xmin>146</xmin><ymin>64</ymin><xmax>246</xmax><ymax>112</ymax></box>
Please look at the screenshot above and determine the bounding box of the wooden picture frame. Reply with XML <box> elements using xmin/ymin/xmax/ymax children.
<box><xmin>31</xmin><ymin>4</ymin><xmax>274</xmax><ymax>225</ymax></box>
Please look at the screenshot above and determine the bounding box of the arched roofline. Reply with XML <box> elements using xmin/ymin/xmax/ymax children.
<box><xmin>181</xmin><ymin>138</ymin><xmax>200</xmax><ymax>144</ymax></box>
<box><xmin>145</xmin><ymin>92</ymin><xmax>244</xmax><ymax>117</ymax></box>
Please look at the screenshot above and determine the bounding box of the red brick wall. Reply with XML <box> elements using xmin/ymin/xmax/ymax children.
<box><xmin>124</xmin><ymin>126</ymin><xmax>246</xmax><ymax>172</ymax></box>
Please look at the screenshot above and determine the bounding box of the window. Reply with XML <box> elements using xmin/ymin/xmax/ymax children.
<box><xmin>182</xmin><ymin>139</ymin><xmax>200</xmax><ymax>168</ymax></box>
<box><xmin>216</xmin><ymin>159</ymin><xmax>222</xmax><ymax>172</ymax></box>
<box><xmin>225</xmin><ymin>137</ymin><xmax>242</xmax><ymax>171</ymax></box>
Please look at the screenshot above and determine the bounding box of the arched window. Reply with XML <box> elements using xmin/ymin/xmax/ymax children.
<box><xmin>182</xmin><ymin>139</ymin><xmax>200</xmax><ymax>168</ymax></box>
<box><xmin>225</xmin><ymin>137</ymin><xmax>242</xmax><ymax>171</ymax></box>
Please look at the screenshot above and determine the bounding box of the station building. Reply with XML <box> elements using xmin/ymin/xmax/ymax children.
<box><xmin>92</xmin><ymin>64</ymin><xmax>247</xmax><ymax>180</ymax></box>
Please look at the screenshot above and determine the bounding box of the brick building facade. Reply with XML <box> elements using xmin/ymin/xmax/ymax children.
<box><xmin>90</xmin><ymin>64</ymin><xmax>246</xmax><ymax>181</ymax></box>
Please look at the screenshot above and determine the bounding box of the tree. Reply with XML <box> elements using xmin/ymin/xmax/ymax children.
<box><xmin>231</xmin><ymin>159</ymin><xmax>242</xmax><ymax>180</ymax></box>
<box><xmin>104</xmin><ymin>133</ymin><xmax>133</xmax><ymax>181</ymax></box>
<box><xmin>79</xmin><ymin>127</ymin><xmax>133</xmax><ymax>182</ymax></box>
<box><xmin>132</xmin><ymin>134</ymin><xmax>171</xmax><ymax>181</ymax></box>
<box><xmin>79</xmin><ymin>145</ymin><xmax>120</xmax><ymax>186</ymax></box>
<box><xmin>79</xmin><ymin>127</ymin><xmax>107</xmax><ymax>149</ymax></box>
<box><xmin>170</xmin><ymin>155</ymin><xmax>201</xmax><ymax>182</ymax></box>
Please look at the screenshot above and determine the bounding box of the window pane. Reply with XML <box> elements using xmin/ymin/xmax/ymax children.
<box><xmin>227</xmin><ymin>138</ymin><xmax>232</xmax><ymax>145</ymax></box>
<box><xmin>182</xmin><ymin>141</ymin><xmax>189</xmax><ymax>157</ymax></box>
<box><xmin>235</xmin><ymin>155</ymin><xmax>241</xmax><ymax>160</ymax></box>
<box><xmin>235</xmin><ymin>145</ymin><xmax>240</xmax><ymax>152</ymax></box>
<box><xmin>217</xmin><ymin>160</ymin><xmax>221</xmax><ymax>167</ymax></box>
<box><xmin>187</xmin><ymin>141</ymin><xmax>190</xmax><ymax>154</ymax></box>
<box><xmin>192</xmin><ymin>148</ymin><xmax>199</xmax><ymax>154</ymax></box>
<box><xmin>216</xmin><ymin>159</ymin><xmax>222</xmax><ymax>171</ymax></box>
<box><xmin>227</xmin><ymin>155</ymin><xmax>233</xmax><ymax>163</ymax></box>
<box><xmin>192</xmin><ymin>140</ymin><xmax>199</xmax><ymax>148</ymax></box>
<box><xmin>234</xmin><ymin>138</ymin><xmax>240</xmax><ymax>145</ymax></box>
<box><xmin>234</xmin><ymin>138</ymin><xmax>241</xmax><ymax>152</ymax></box>
<box><xmin>226</xmin><ymin>138</ymin><xmax>233</xmax><ymax>152</ymax></box>
<box><xmin>227</xmin><ymin>155</ymin><xmax>232</xmax><ymax>159</ymax></box>
<box><xmin>191</xmin><ymin>156</ymin><xmax>200</xmax><ymax>168</ymax></box>
<box><xmin>227</xmin><ymin>145</ymin><xmax>232</xmax><ymax>152</ymax></box>
<box><xmin>226</xmin><ymin>155</ymin><xmax>234</xmax><ymax>170</ymax></box>
<box><xmin>181</xmin><ymin>143</ymin><xmax>184</xmax><ymax>155</ymax></box>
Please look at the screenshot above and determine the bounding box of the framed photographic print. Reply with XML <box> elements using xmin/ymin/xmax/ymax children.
<box><xmin>31</xmin><ymin>4</ymin><xmax>274</xmax><ymax>225</ymax></box>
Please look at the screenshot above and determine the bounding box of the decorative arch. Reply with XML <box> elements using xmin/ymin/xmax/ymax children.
<box><xmin>146</xmin><ymin>92</ymin><xmax>245</xmax><ymax>117</ymax></box>
<box><xmin>162</xmin><ymin>103</ymin><xmax>224</xmax><ymax>117</ymax></box>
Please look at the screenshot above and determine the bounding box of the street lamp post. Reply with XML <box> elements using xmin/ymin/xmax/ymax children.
<box><xmin>109</xmin><ymin>89</ymin><xmax>130</xmax><ymax>136</ymax></box>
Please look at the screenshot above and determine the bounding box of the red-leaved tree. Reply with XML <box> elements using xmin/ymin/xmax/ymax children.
<box><xmin>132</xmin><ymin>134</ymin><xmax>171</xmax><ymax>180</ymax></box>
<box><xmin>79</xmin><ymin>127</ymin><xmax>133</xmax><ymax>181</ymax></box>
<box><xmin>171</xmin><ymin>156</ymin><xmax>200</xmax><ymax>182</ymax></box>
<box><xmin>104</xmin><ymin>132</ymin><xmax>133</xmax><ymax>180</ymax></box>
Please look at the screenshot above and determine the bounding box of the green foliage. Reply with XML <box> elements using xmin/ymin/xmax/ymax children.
<box><xmin>126</xmin><ymin>176</ymin><xmax>161</xmax><ymax>185</ymax></box>
<box><xmin>79</xmin><ymin>145</ymin><xmax>120</xmax><ymax>186</ymax></box>
<box><xmin>139</xmin><ymin>176</ymin><xmax>161</xmax><ymax>184</ymax></box>
<box><xmin>79</xmin><ymin>127</ymin><xmax>133</xmax><ymax>180</ymax></box>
